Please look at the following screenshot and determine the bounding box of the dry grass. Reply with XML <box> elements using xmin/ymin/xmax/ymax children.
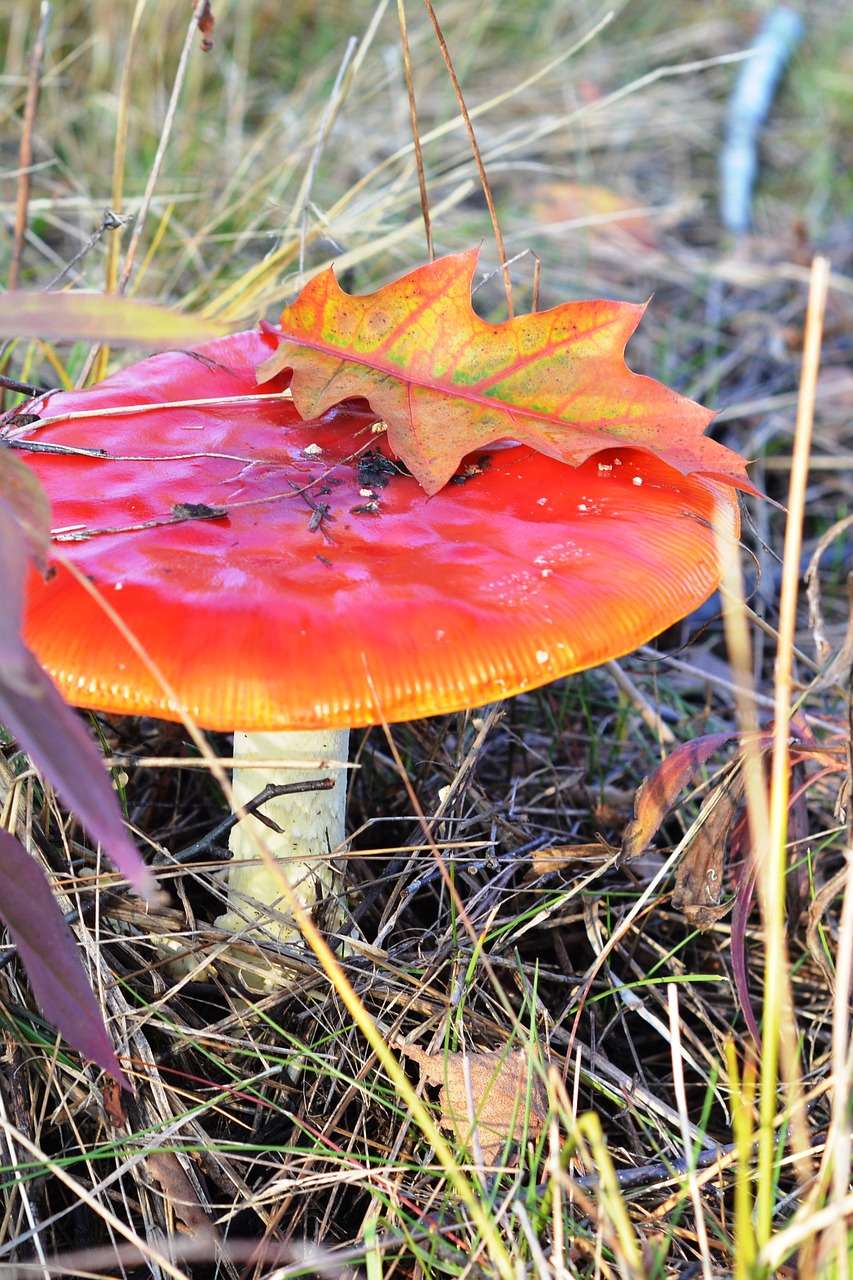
<box><xmin>1</xmin><ymin>0</ymin><xmax>852</xmax><ymax>1276</ymax></box>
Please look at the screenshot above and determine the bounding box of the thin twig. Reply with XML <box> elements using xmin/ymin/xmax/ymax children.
<box><xmin>8</xmin><ymin>2</ymin><xmax>50</xmax><ymax>291</ymax></box>
<box><xmin>46</xmin><ymin>208</ymin><xmax>130</xmax><ymax>290</ymax></box>
<box><xmin>397</xmin><ymin>0</ymin><xmax>433</xmax><ymax>259</ymax></box>
<box><xmin>0</xmin><ymin>374</ymin><xmax>50</xmax><ymax>399</ymax></box>
<box><xmin>421</xmin><ymin>0</ymin><xmax>513</xmax><ymax>316</ymax></box>
<box><xmin>116</xmin><ymin>2</ymin><xmax>207</xmax><ymax>295</ymax></box>
<box><xmin>172</xmin><ymin>779</ymin><xmax>336</xmax><ymax>861</ymax></box>
<box><xmin>287</xmin><ymin>37</ymin><xmax>359</xmax><ymax>274</ymax></box>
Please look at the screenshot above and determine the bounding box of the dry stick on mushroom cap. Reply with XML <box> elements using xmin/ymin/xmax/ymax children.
<box><xmin>15</xmin><ymin>329</ymin><xmax>742</xmax><ymax>984</ymax></box>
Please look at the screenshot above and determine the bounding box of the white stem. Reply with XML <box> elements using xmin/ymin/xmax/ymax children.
<box><xmin>215</xmin><ymin>728</ymin><xmax>350</xmax><ymax>948</ymax></box>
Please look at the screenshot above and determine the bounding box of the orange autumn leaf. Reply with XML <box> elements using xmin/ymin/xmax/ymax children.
<box><xmin>257</xmin><ymin>248</ymin><xmax>755</xmax><ymax>496</ymax></box>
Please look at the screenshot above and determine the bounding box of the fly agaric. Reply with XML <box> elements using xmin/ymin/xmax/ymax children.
<box><xmin>11</xmin><ymin>328</ymin><xmax>741</xmax><ymax>976</ymax></box>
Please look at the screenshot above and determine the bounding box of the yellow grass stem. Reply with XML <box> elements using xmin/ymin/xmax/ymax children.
<box><xmin>116</xmin><ymin>2</ymin><xmax>205</xmax><ymax>296</ymax></box>
<box><xmin>197</xmin><ymin>15</ymin><xmax>608</xmax><ymax>325</ymax></box>
<box><xmin>199</xmin><ymin>184</ymin><xmax>473</xmax><ymax>325</ymax></box>
<box><xmin>284</xmin><ymin>35</ymin><xmax>360</xmax><ymax>263</ymax></box>
<box><xmin>756</xmin><ymin>255</ymin><xmax>829</xmax><ymax>1250</ymax></box>
<box><xmin>28</xmin><ymin>338</ymin><xmax>74</xmax><ymax>389</ymax></box>
<box><xmin>726</xmin><ymin>1039</ymin><xmax>757</xmax><ymax>1279</ymax></box>
<box><xmin>668</xmin><ymin>983</ymin><xmax>713</xmax><ymax>1280</ymax></box>
<box><xmin>718</xmin><ymin>524</ymin><xmax>771</xmax><ymax>887</ymax></box>
<box><xmin>421</xmin><ymin>0</ymin><xmax>513</xmax><ymax>317</ymax></box>
<box><xmin>576</xmin><ymin>1112</ymin><xmax>645</xmax><ymax>1280</ymax></box>
<box><xmin>91</xmin><ymin>0</ymin><xmax>148</xmax><ymax>385</ymax></box>
<box><xmin>397</xmin><ymin>0</ymin><xmax>433</xmax><ymax>259</ymax></box>
<box><xmin>127</xmin><ymin>202</ymin><xmax>175</xmax><ymax>298</ymax></box>
<box><xmin>106</xmin><ymin>0</ymin><xmax>147</xmax><ymax>293</ymax></box>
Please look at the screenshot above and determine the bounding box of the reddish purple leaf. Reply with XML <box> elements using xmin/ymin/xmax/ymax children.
<box><xmin>0</xmin><ymin>490</ymin><xmax>156</xmax><ymax>900</ymax></box>
<box><xmin>730</xmin><ymin>849</ymin><xmax>761</xmax><ymax>1045</ymax></box>
<box><xmin>0</xmin><ymin>449</ymin><xmax>51</xmax><ymax>572</ymax></box>
<box><xmin>0</xmin><ymin>828</ymin><xmax>131</xmax><ymax>1088</ymax></box>
<box><xmin>0</xmin><ymin>646</ymin><xmax>156</xmax><ymax>900</ymax></box>
<box><xmin>0</xmin><ymin>488</ymin><xmax>45</xmax><ymax>687</ymax></box>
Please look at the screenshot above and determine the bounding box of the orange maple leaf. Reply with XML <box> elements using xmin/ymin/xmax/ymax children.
<box><xmin>257</xmin><ymin>248</ymin><xmax>754</xmax><ymax>497</ymax></box>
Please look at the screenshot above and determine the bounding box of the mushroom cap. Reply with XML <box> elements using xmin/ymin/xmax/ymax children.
<box><xmin>17</xmin><ymin>330</ymin><xmax>739</xmax><ymax>731</ymax></box>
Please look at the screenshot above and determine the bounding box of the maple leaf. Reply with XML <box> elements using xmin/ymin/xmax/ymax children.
<box><xmin>257</xmin><ymin>248</ymin><xmax>754</xmax><ymax>497</ymax></box>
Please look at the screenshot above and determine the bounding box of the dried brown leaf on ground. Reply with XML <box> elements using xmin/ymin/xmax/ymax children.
<box><xmin>805</xmin><ymin>513</ymin><xmax>853</xmax><ymax>670</ymax></box>
<box><xmin>672</xmin><ymin>770</ymin><xmax>746</xmax><ymax>928</ymax></box>
<box><xmin>808</xmin><ymin>570</ymin><xmax>853</xmax><ymax>692</ymax></box>
<box><xmin>398</xmin><ymin>1044</ymin><xmax>548</xmax><ymax>1163</ymax></box>
<box><xmin>144</xmin><ymin>1150</ymin><xmax>220</xmax><ymax>1243</ymax></box>
<box><xmin>524</xmin><ymin>841</ymin><xmax>612</xmax><ymax>881</ymax></box>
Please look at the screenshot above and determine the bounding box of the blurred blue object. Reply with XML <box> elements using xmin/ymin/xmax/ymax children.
<box><xmin>720</xmin><ymin>7</ymin><xmax>805</xmax><ymax>234</ymax></box>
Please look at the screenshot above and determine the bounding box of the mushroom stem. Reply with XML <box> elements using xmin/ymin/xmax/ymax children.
<box><xmin>215</xmin><ymin>728</ymin><xmax>350</xmax><ymax>949</ymax></box>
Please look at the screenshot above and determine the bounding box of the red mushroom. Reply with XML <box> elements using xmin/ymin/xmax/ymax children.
<box><xmin>9</xmin><ymin>329</ymin><xmax>740</xmax><ymax>975</ymax></box>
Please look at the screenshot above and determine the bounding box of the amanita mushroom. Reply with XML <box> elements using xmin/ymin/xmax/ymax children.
<box><xmin>10</xmin><ymin>329</ymin><xmax>740</xmax><ymax>973</ymax></box>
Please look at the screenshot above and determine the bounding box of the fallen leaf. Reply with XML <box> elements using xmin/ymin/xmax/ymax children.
<box><xmin>0</xmin><ymin>491</ymin><xmax>156</xmax><ymax>900</ymax></box>
<box><xmin>672</xmin><ymin>771</ymin><xmax>745</xmax><ymax>928</ymax></box>
<box><xmin>0</xmin><ymin>450</ymin><xmax>51</xmax><ymax>571</ymax></box>
<box><xmin>102</xmin><ymin>1079</ymin><xmax>129</xmax><ymax>1128</ymax></box>
<box><xmin>145</xmin><ymin>1150</ymin><xmax>218</xmax><ymax>1241</ymax></box>
<box><xmin>525</xmin><ymin>842</ymin><xmax>612</xmax><ymax>881</ymax></box>
<box><xmin>257</xmin><ymin>249</ymin><xmax>757</xmax><ymax>497</ymax></box>
<box><xmin>0</xmin><ymin>828</ymin><xmax>131</xmax><ymax>1089</ymax></box>
<box><xmin>621</xmin><ymin>732</ymin><xmax>735</xmax><ymax>860</ymax></box>
<box><xmin>398</xmin><ymin>1043</ymin><xmax>547</xmax><ymax>1163</ymax></box>
<box><xmin>532</xmin><ymin>181</ymin><xmax>661</xmax><ymax>249</ymax></box>
<box><xmin>808</xmin><ymin>570</ymin><xmax>853</xmax><ymax>690</ymax></box>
